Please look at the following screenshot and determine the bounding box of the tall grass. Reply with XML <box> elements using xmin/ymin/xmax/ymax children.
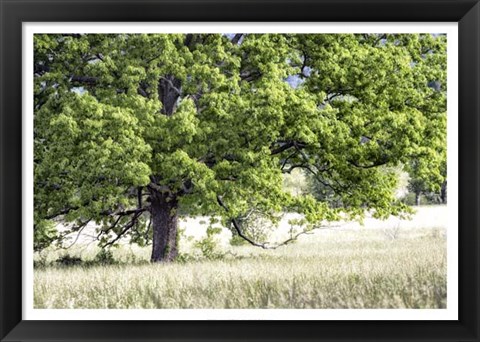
<box><xmin>34</xmin><ymin>227</ymin><xmax>446</xmax><ymax>309</ymax></box>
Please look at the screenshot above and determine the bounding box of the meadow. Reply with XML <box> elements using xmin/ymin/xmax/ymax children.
<box><xmin>33</xmin><ymin>207</ymin><xmax>447</xmax><ymax>309</ymax></box>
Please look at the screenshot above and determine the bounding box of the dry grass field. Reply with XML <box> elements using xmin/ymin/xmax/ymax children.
<box><xmin>34</xmin><ymin>206</ymin><xmax>447</xmax><ymax>309</ymax></box>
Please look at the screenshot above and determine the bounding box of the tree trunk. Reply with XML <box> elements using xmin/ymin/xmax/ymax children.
<box><xmin>158</xmin><ymin>75</ymin><xmax>181</xmax><ymax>116</ymax></box>
<box><xmin>440</xmin><ymin>180</ymin><xmax>447</xmax><ymax>204</ymax></box>
<box><xmin>415</xmin><ymin>192</ymin><xmax>421</xmax><ymax>206</ymax></box>
<box><xmin>150</xmin><ymin>190</ymin><xmax>179</xmax><ymax>262</ymax></box>
<box><xmin>149</xmin><ymin>73</ymin><xmax>182</xmax><ymax>262</ymax></box>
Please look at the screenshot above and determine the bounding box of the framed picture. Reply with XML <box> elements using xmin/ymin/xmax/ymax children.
<box><xmin>1</xmin><ymin>0</ymin><xmax>479</xmax><ymax>341</ymax></box>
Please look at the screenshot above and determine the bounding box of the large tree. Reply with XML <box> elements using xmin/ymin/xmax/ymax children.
<box><xmin>34</xmin><ymin>33</ymin><xmax>447</xmax><ymax>262</ymax></box>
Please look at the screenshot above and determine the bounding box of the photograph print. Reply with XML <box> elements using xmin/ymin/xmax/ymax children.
<box><xmin>32</xmin><ymin>32</ymin><xmax>449</xmax><ymax>311</ymax></box>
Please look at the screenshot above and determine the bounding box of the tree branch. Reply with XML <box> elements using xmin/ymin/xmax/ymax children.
<box><xmin>147</xmin><ymin>182</ymin><xmax>171</xmax><ymax>194</ymax></box>
<box><xmin>69</xmin><ymin>74</ymin><xmax>150</xmax><ymax>99</ymax></box>
<box><xmin>216</xmin><ymin>195</ymin><xmax>272</xmax><ymax>249</ymax></box>
<box><xmin>282</xmin><ymin>163</ymin><xmax>306</xmax><ymax>174</ymax></box>
<box><xmin>270</xmin><ymin>141</ymin><xmax>307</xmax><ymax>155</ymax></box>
<box><xmin>45</xmin><ymin>207</ymin><xmax>77</xmax><ymax>220</ymax></box>
<box><xmin>184</xmin><ymin>33</ymin><xmax>194</xmax><ymax>48</ymax></box>
<box><xmin>137</xmin><ymin>87</ymin><xmax>148</xmax><ymax>97</ymax></box>
<box><xmin>137</xmin><ymin>187</ymin><xmax>143</xmax><ymax>209</ymax></box>
<box><xmin>160</xmin><ymin>76</ymin><xmax>182</xmax><ymax>96</ymax></box>
<box><xmin>113</xmin><ymin>208</ymin><xmax>147</xmax><ymax>217</ymax></box>
<box><xmin>348</xmin><ymin>159</ymin><xmax>389</xmax><ymax>169</ymax></box>
<box><xmin>299</xmin><ymin>50</ymin><xmax>310</xmax><ymax>78</ymax></box>
<box><xmin>175</xmin><ymin>179</ymin><xmax>195</xmax><ymax>196</ymax></box>
<box><xmin>216</xmin><ymin>195</ymin><xmax>325</xmax><ymax>250</ymax></box>
<box><xmin>97</xmin><ymin>215</ymin><xmax>122</xmax><ymax>240</ymax></box>
<box><xmin>231</xmin><ymin>34</ymin><xmax>244</xmax><ymax>45</ymax></box>
<box><xmin>101</xmin><ymin>211</ymin><xmax>143</xmax><ymax>248</ymax></box>
<box><xmin>280</xmin><ymin>151</ymin><xmax>298</xmax><ymax>171</ymax></box>
<box><xmin>70</xmin><ymin>75</ymin><xmax>98</xmax><ymax>85</ymax></box>
<box><xmin>240</xmin><ymin>70</ymin><xmax>262</xmax><ymax>82</ymax></box>
<box><xmin>63</xmin><ymin>218</ymin><xmax>92</xmax><ymax>249</ymax></box>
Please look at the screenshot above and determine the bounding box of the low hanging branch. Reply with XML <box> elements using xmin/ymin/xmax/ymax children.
<box><xmin>96</xmin><ymin>208</ymin><xmax>147</xmax><ymax>248</ymax></box>
<box><xmin>60</xmin><ymin>218</ymin><xmax>92</xmax><ymax>249</ymax></box>
<box><xmin>101</xmin><ymin>210</ymin><xmax>144</xmax><ymax>248</ymax></box>
<box><xmin>216</xmin><ymin>195</ymin><xmax>271</xmax><ymax>249</ymax></box>
<box><xmin>216</xmin><ymin>195</ymin><xmax>319</xmax><ymax>250</ymax></box>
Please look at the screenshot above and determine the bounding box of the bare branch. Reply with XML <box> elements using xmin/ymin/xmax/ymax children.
<box><xmin>96</xmin><ymin>216</ymin><xmax>122</xmax><ymax>240</ymax></box>
<box><xmin>63</xmin><ymin>219</ymin><xmax>92</xmax><ymax>249</ymax></box>
<box><xmin>277</xmin><ymin>229</ymin><xmax>315</xmax><ymax>246</ymax></box>
<box><xmin>102</xmin><ymin>211</ymin><xmax>143</xmax><ymax>248</ymax></box>
<box><xmin>280</xmin><ymin>151</ymin><xmax>298</xmax><ymax>171</ymax></box>
<box><xmin>216</xmin><ymin>195</ymin><xmax>328</xmax><ymax>250</ymax></box>
<box><xmin>216</xmin><ymin>195</ymin><xmax>272</xmax><ymax>249</ymax></box>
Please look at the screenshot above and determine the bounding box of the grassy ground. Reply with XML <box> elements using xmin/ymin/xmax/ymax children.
<box><xmin>34</xmin><ymin>226</ymin><xmax>447</xmax><ymax>309</ymax></box>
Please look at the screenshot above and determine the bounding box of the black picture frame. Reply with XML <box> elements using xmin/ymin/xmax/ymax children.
<box><xmin>1</xmin><ymin>0</ymin><xmax>479</xmax><ymax>341</ymax></box>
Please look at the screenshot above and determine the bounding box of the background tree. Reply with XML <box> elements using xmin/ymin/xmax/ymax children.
<box><xmin>407</xmin><ymin>159</ymin><xmax>447</xmax><ymax>205</ymax></box>
<box><xmin>34</xmin><ymin>33</ymin><xmax>447</xmax><ymax>261</ymax></box>
<box><xmin>404</xmin><ymin>69</ymin><xmax>447</xmax><ymax>206</ymax></box>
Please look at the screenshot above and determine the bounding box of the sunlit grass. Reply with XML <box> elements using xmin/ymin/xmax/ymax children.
<box><xmin>34</xmin><ymin>227</ymin><xmax>446</xmax><ymax>309</ymax></box>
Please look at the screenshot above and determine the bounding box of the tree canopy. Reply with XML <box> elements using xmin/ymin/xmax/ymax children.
<box><xmin>34</xmin><ymin>33</ymin><xmax>447</xmax><ymax>261</ymax></box>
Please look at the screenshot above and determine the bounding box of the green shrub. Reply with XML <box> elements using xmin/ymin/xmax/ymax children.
<box><xmin>93</xmin><ymin>249</ymin><xmax>116</xmax><ymax>265</ymax></box>
<box><xmin>34</xmin><ymin>219</ymin><xmax>58</xmax><ymax>251</ymax></box>
<box><xmin>194</xmin><ymin>226</ymin><xmax>223</xmax><ymax>260</ymax></box>
<box><xmin>56</xmin><ymin>254</ymin><xmax>82</xmax><ymax>266</ymax></box>
<box><xmin>229</xmin><ymin>234</ymin><xmax>249</xmax><ymax>246</ymax></box>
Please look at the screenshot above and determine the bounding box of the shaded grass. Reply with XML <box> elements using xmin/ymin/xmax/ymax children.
<box><xmin>34</xmin><ymin>227</ymin><xmax>446</xmax><ymax>309</ymax></box>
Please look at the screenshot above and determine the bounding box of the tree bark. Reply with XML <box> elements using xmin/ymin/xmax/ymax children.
<box><xmin>415</xmin><ymin>192</ymin><xmax>421</xmax><ymax>206</ymax></box>
<box><xmin>149</xmin><ymin>190</ymin><xmax>179</xmax><ymax>262</ymax></box>
<box><xmin>440</xmin><ymin>180</ymin><xmax>447</xmax><ymax>204</ymax></box>
<box><xmin>148</xmin><ymin>72</ymin><xmax>182</xmax><ymax>262</ymax></box>
<box><xmin>158</xmin><ymin>75</ymin><xmax>181</xmax><ymax>116</ymax></box>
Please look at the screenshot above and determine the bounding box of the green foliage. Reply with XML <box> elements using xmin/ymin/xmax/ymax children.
<box><xmin>282</xmin><ymin>169</ymin><xmax>309</xmax><ymax>197</ymax></box>
<box><xmin>194</xmin><ymin>226</ymin><xmax>224</xmax><ymax>259</ymax></box>
<box><xmin>406</xmin><ymin>158</ymin><xmax>446</xmax><ymax>205</ymax></box>
<box><xmin>34</xmin><ymin>219</ymin><xmax>58</xmax><ymax>251</ymax></box>
<box><xmin>56</xmin><ymin>253</ymin><xmax>82</xmax><ymax>267</ymax></box>
<box><xmin>236</xmin><ymin>210</ymin><xmax>278</xmax><ymax>243</ymax></box>
<box><xmin>401</xmin><ymin>192</ymin><xmax>443</xmax><ymax>206</ymax></box>
<box><xmin>229</xmin><ymin>234</ymin><xmax>249</xmax><ymax>246</ymax></box>
<box><xmin>34</xmin><ymin>33</ymin><xmax>447</xmax><ymax>251</ymax></box>
<box><xmin>93</xmin><ymin>249</ymin><xmax>117</xmax><ymax>265</ymax></box>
